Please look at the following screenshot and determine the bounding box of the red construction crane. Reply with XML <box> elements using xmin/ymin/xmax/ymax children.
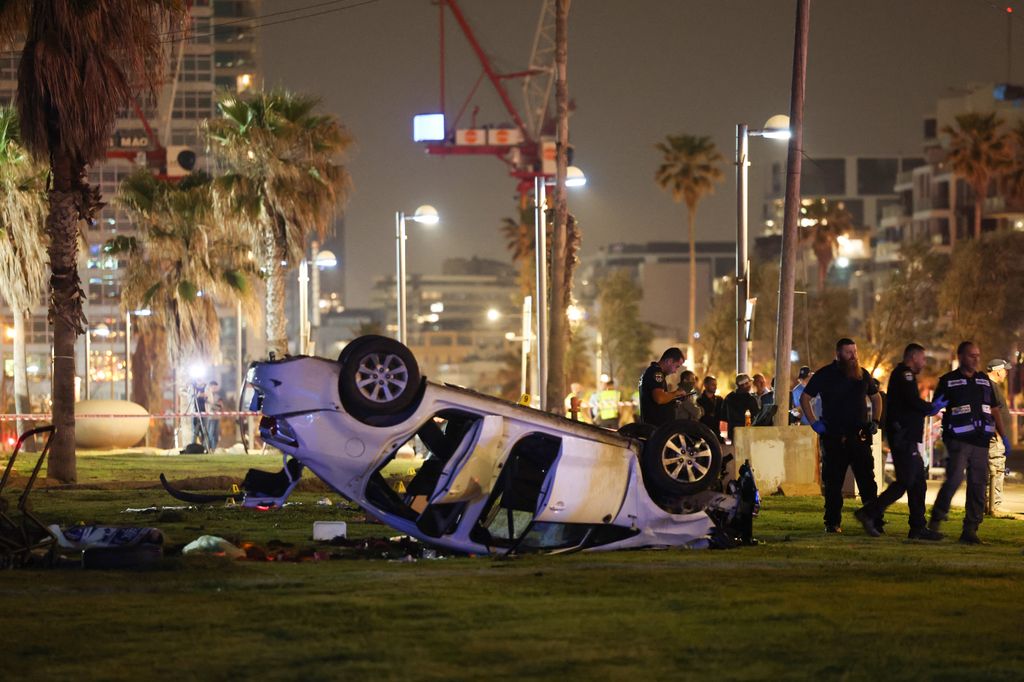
<box><xmin>418</xmin><ymin>0</ymin><xmax>562</xmax><ymax>202</ymax></box>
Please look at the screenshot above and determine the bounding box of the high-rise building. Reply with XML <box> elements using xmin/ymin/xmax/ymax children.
<box><xmin>0</xmin><ymin>1</ymin><xmax>261</xmax><ymax>410</ymax></box>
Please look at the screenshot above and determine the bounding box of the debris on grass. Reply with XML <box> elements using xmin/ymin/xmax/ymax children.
<box><xmin>182</xmin><ymin>535</ymin><xmax>246</xmax><ymax>559</ymax></box>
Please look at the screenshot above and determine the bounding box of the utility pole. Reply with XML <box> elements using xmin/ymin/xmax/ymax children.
<box><xmin>773</xmin><ymin>0</ymin><xmax>811</xmax><ymax>427</ymax></box>
<box><xmin>546</xmin><ymin>0</ymin><xmax>571</xmax><ymax>413</ymax></box>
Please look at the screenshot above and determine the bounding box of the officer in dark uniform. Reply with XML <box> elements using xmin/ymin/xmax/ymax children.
<box><xmin>800</xmin><ymin>338</ymin><xmax>882</xmax><ymax>534</ymax></box>
<box><xmin>929</xmin><ymin>341</ymin><xmax>1011</xmax><ymax>544</ymax></box>
<box><xmin>638</xmin><ymin>347</ymin><xmax>688</xmax><ymax>427</ymax></box>
<box><xmin>853</xmin><ymin>343</ymin><xmax>946</xmax><ymax>539</ymax></box>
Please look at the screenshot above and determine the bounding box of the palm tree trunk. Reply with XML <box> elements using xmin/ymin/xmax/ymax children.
<box><xmin>46</xmin><ymin>151</ymin><xmax>86</xmax><ymax>483</ymax></box>
<box><xmin>687</xmin><ymin>205</ymin><xmax>697</xmax><ymax>367</ymax></box>
<box><xmin>13</xmin><ymin>310</ymin><xmax>29</xmax><ymax>440</ymax></box>
<box><xmin>263</xmin><ymin>221</ymin><xmax>289</xmax><ymax>357</ymax></box>
<box><xmin>973</xmin><ymin>185</ymin><xmax>984</xmax><ymax>239</ymax></box>
<box><xmin>133</xmin><ymin>322</ymin><xmax>172</xmax><ymax>447</ymax></box>
<box><xmin>545</xmin><ymin>0</ymin><xmax>571</xmax><ymax>413</ymax></box>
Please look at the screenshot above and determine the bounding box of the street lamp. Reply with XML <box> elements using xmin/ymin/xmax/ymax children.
<box><xmin>82</xmin><ymin>323</ymin><xmax>110</xmax><ymax>400</ymax></box>
<box><xmin>395</xmin><ymin>205</ymin><xmax>440</xmax><ymax>345</ymax></box>
<box><xmin>533</xmin><ymin>167</ymin><xmax>586</xmax><ymax>410</ymax></box>
<box><xmin>736</xmin><ymin>114</ymin><xmax>790</xmax><ymax>376</ymax></box>
<box><xmin>298</xmin><ymin>242</ymin><xmax>338</xmax><ymax>355</ymax></box>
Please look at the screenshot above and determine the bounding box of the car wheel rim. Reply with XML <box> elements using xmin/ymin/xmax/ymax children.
<box><xmin>354</xmin><ymin>352</ymin><xmax>409</xmax><ymax>403</ymax></box>
<box><xmin>660</xmin><ymin>433</ymin><xmax>713</xmax><ymax>483</ymax></box>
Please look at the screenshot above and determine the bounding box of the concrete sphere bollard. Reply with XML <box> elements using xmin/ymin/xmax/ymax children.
<box><xmin>75</xmin><ymin>400</ymin><xmax>150</xmax><ymax>449</ymax></box>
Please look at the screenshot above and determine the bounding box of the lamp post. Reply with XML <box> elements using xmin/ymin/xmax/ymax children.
<box><xmin>395</xmin><ymin>205</ymin><xmax>439</xmax><ymax>345</ymax></box>
<box><xmin>736</xmin><ymin>115</ymin><xmax>790</xmax><ymax>376</ymax></box>
<box><xmin>83</xmin><ymin>323</ymin><xmax>111</xmax><ymax>400</ymax></box>
<box><xmin>311</xmin><ymin>245</ymin><xmax>337</xmax><ymax>329</ymax></box>
<box><xmin>533</xmin><ymin>166</ymin><xmax>585</xmax><ymax>411</ymax></box>
<box><xmin>504</xmin><ymin>296</ymin><xmax>535</xmax><ymax>400</ymax></box>
<box><xmin>297</xmin><ymin>243</ymin><xmax>337</xmax><ymax>355</ymax></box>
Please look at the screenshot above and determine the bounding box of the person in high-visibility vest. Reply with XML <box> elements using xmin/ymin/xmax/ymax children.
<box><xmin>591</xmin><ymin>378</ymin><xmax>623</xmax><ymax>429</ymax></box>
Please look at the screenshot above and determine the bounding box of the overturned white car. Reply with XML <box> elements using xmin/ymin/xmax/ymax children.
<box><xmin>221</xmin><ymin>336</ymin><xmax>756</xmax><ymax>555</ymax></box>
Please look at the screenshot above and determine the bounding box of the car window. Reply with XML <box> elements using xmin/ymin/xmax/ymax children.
<box><xmin>365</xmin><ymin>410</ymin><xmax>481</xmax><ymax>522</ymax></box>
<box><xmin>469</xmin><ymin>432</ymin><xmax>560</xmax><ymax>549</ymax></box>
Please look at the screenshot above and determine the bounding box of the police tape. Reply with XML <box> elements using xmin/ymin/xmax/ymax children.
<box><xmin>0</xmin><ymin>411</ymin><xmax>261</xmax><ymax>422</ymax></box>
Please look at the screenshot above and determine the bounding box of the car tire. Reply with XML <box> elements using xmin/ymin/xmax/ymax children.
<box><xmin>338</xmin><ymin>336</ymin><xmax>421</xmax><ymax>417</ymax></box>
<box><xmin>618</xmin><ymin>423</ymin><xmax>656</xmax><ymax>441</ymax></box>
<box><xmin>640</xmin><ymin>419</ymin><xmax>722</xmax><ymax>497</ymax></box>
<box><xmin>338</xmin><ymin>334</ymin><xmax>394</xmax><ymax>365</ymax></box>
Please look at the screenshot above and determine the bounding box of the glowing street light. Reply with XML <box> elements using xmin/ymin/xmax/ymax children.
<box><xmin>736</xmin><ymin>114</ymin><xmax>790</xmax><ymax>375</ymax></box>
<box><xmin>395</xmin><ymin>205</ymin><xmax>440</xmax><ymax>344</ymax></box>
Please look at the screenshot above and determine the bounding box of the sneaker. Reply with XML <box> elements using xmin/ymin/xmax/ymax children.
<box><xmin>958</xmin><ymin>530</ymin><xmax>986</xmax><ymax>545</ymax></box>
<box><xmin>927</xmin><ymin>517</ymin><xmax>943</xmax><ymax>533</ymax></box>
<box><xmin>908</xmin><ymin>527</ymin><xmax>943</xmax><ymax>541</ymax></box>
<box><xmin>825</xmin><ymin>525</ymin><xmax>843</xmax><ymax>534</ymax></box>
<box><xmin>854</xmin><ymin>508</ymin><xmax>881</xmax><ymax>537</ymax></box>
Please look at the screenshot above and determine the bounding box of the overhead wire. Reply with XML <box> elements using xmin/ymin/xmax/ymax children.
<box><xmin>0</xmin><ymin>0</ymin><xmax>381</xmax><ymax>56</ymax></box>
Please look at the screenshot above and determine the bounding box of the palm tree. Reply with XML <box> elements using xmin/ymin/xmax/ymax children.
<box><xmin>943</xmin><ymin>112</ymin><xmax>1010</xmax><ymax>243</ymax></box>
<box><xmin>655</xmin><ymin>134</ymin><xmax>724</xmax><ymax>363</ymax></box>
<box><xmin>113</xmin><ymin>169</ymin><xmax>261</xmax><ymax>363</ymax></box>
<box><xmin>1000</xmin><ymin>119</ymin><xmax>1024</xmax><ymax>204</ymax></box>
<box><xmin>500</xmin><ymin>207</ymin><xmax>536</xmax><ymax>297</ymax></box>
<box><xmin>111</xmin><ymin>169</ymin><xmax>260</xmax><ymax>445</ymax></box>
<box><xmin>799</xmin><ymin>198</ymin><xmax>853</xmax><ymax>289</ymax></box>
<box><xmin>0</xmin><ymin>106</ymin><xmax>47</xmax><ymax>437</ymax></box>
<box><xmin>205</xmin><ymin>90</ymin><xmax>352</xmax><ymax>358</ymax></box>
<box><xmin>0</xmin><ymin>0</ymin><xmax>188</xmax><ymax>481</ymax></box>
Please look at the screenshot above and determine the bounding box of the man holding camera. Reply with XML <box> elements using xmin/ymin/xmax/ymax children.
<box><xmin>800</xmin><ymin>338</ymin><xmax>882</xmax><ymax>534</ymax></box>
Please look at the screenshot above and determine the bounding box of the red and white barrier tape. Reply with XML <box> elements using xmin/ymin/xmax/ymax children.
<box><xmin>0</xmin><ymin>410</ymin><xmax>261</xmax><ymax>422</ymax></box>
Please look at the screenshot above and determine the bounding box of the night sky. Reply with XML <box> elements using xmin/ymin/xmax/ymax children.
<box><xmin>261</xmin><ymin>0</ymin><xmax>1020</xmax><ymax>306</ymax></box>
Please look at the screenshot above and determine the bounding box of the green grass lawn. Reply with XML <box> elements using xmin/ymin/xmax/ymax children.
<box><xmin>3</xmin><ymin>450</ymin><xmax>1023</xmax><ymax>681</ymax></box>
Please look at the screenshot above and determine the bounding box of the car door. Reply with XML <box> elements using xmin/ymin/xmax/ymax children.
<box><xmin>429</xmin><ymin>415</ymin><xmax>506</xmax><ymax>504</ymax></box>
<box><xmin>533</xmin><ymin>436</ymin><xmax>631</xmax><ymax>524</ymax></box>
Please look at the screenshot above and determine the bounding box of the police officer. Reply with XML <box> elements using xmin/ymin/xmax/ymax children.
<box><xmin>591</xmin><ymin>377</ymin><xmax>623</xmax><ymax>429</ymax></box>
<box><xmin>638</xmin><ymin>347</ymin><xmax>688</xmax><ymax>427</ymax></box>
<box><xmin>853</xmin><ymin>344</ymin><xmax>946</xmax><ymax>539</ymax></box>
<box><xmin>985</xmin><ymin>358</ymin><xmax>1013</xmax><ymax>514</ymax></box>
<box><xmin>929</xmin><ymin>342</ymin><xmax>1011</xmax><ymax>544</ymax></box>
<box><xmin>800</xmin><ymin>338</ymin><xmax>882</xmax><ymax>534</ymax></box>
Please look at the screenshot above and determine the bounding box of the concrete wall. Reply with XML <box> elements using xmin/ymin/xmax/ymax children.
<box><xmin>732</xmin><ymin>425</ymin><xmax>820</xmax><ymax>495</ymax></box>
<box><xmin>732</xmin><ymin>425</ymin><xmax>886</xmax><ymax>497</ymax></box>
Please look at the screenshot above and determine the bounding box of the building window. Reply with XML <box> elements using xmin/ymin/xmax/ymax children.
<box><xmin>180</xmin><ymin>54</ymin><xmax>213</xmax><ymax>82</ymax></box>
<box><xmin>172</xmin><ymin>90</ymin><xmax>214</xmax><ymax>119</ymax></box>
<box><xmin>190</xmin><ymin>17</ymin><xmax>213</xmax><ymax>45</ymax></box>
<box><xmin>0</xmin><ymin>54</ymin><xmax>18</xmax><ymax>80</ymax></box>
<box><xmin>214</xmin><ymin>50</ymin><xmax>255</xmax><ymax>69</ymax></box>
<box><xmin>857</xmin><ymin>158</ymin><xmax>898</xmax><ymax>195</ymax></box>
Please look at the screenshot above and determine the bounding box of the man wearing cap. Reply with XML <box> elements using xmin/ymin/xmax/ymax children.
<box><xmin>791</xmin><ymin>366</ymin><xmax>815</xmax><ymax>425</ymax></box>
<box><xmin>929</xmin><ymin>341</ymin><xmax>1011</xmax><ymax>544</ymax></box>
<box><xmin>800</xmin><ymin>338</ymin><xmax>882</xmax><ymax>534</ymax></box>
<box><xmin>853</xmin><ymin>344</ymin><xmax>946</xmax><ymax>540</ymax></box>
<box><xmin>985</xmin><ymin>358</ymin><xmax>1013</xmax><ymax>514</ymax></box>
<box><xmin>638</xmin><ymin>347</ymin><xmax>689</xmax><ymax>428</ymax></box>
<box><xmin>724</xmin><ymin>374</ymin><xmax>759</xmax><ymax>441</ymax></box>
